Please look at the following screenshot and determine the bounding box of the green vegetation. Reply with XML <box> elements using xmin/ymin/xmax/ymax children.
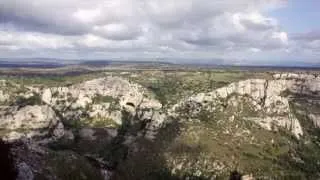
<box><xmin>92</xmin><ymin>95</ymin><xmax>116</xmax><ymax>104</ymax></box>
<box><xmin>92</xmin><ymin>95</ymin><xmax>121</xmax><ymax>113</ymax></box>
<box><xmin>0</xmin><ymin>81</ymin><xmax>29</xmax><ymax>105</ymax></box>
<box><xmin>159</xmin><ymin>92</ymin><xmax>316</xmax><ymax>178</ymax></box>
<box><xmin>2</xmin><ymin>69</ymin><xmax>319</xmax><ymax>179</ymax></box>
<box><xmin>123</xmin><ymin>70</ymin><xmax>270</xmax><ymax>108</ymax></box>
<box><xmin>47</xmin><ymin>151</ymin><xmax>104</xmax><ymax>180</ymax></box>
<box><xmin>14</xmin><ymin>93</ymin><xmax>43</xmax><ymax>107</ymax></box>
<box><xmin>82</xmin><ymin>116</ymin><xmax>119</xmax><ymax>128</ymax></box>
<box><xmin>52</xmin><ymin>91</ymin><xmax>59</xmax><ymax>97</ymax></box>
<box><xmin>0</xmin><ymin>72</ymin><xmax>105</xmax><ymax>87</ymax></box>
<box><xmin>62</xmin><ymin>113</ymin><xmax>119</xmax><ymax>130</ymax></box>
<box><xmin>282</xmin><ymin>98</ymin><xmax>320</xmax><ymax>179</ymax></box>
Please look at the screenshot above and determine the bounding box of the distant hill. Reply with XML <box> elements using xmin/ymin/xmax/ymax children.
<box><xmin>79</xmin><ymin>60</ymin><xmax>173</xmax><ymax>67</ymax></box>
<box><xmin>0</xmin><ymin>58</ymin><xmax>173</xmax><ymax>68</ymax></box>
<box><xmin>0</xmin><ymin>57</ymin><xmax>318</xmax><ymax>69</ymax></box>
<box><xmin>0</xmin><ymin>60</ymin><xmax>65</xmax><ymax>68</ymax></box>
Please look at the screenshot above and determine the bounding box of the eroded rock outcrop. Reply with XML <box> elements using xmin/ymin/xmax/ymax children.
<box><xmin>40</xmin><ymin>76</ymin><xmax>167</xmax><ymax>141</ymax></box>
<box><xmin>0</xmin><ymin>80</ymin><xmax>10</xmax><ymax>103</ymax></box>
<box><xmin>0</xmin><ymin>105</ymin><xmax>60</xmax><ymax>141</ymax></box>
<box><xmin>172</xmin><ymin>73</ymin><xmax>320</xmax><ymax>138</ymax></box>
<box><xmin>0</xmin><ymin>90</ymin><xmax>10</xmax><ymax>103</ymax></box>
<box><xmin>0</xmin><ymin>105</ymin><xmax>58</xmax><ymax>130</ymax></box>
<box><xmin>42</xmin><ymin>77</ymin><xmax>161</xmax><ymax>110</ymax></box>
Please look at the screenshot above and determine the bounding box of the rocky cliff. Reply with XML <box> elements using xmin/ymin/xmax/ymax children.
<box><xmin>0</xmin><ymin>72</ymin><xmax>319</xmax><ymax>179</ymax></box>
<box><xmin>172</xmin><ymin>73</ymin><xmax>320</xmax><ymax>138</ymax></box>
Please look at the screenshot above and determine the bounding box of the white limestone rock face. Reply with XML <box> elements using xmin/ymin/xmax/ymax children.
<box><xmin>173</xmin><ymin>73</ymin><xmax>320</xmax><ymax>138</ymax></box>
<box><xmin>242</xmin><ymin>174</ymin><xmax>254</xmax><ymax>180</ymax></box>
<box><xmin>101</xmin><ymin>169</ymin><xmax>113</xmax><ymax>180</ymax></box>
<box><xmin>0</xmin><ymin>80</ymin><xmax>10</xmax><ymax>103</ymax></box>
<box><xmin>0</xmin><ymin>105</ymin><xmax>58</xmax><ymax>130</ymax></box>
<box><xmin>39</xmin><ymin>76</ymin><xmax>165</xmax><ymax>135</ymax></box>
<box><xmin>89</xmin><ymin>103</ymin><xmax>122</xmax><ymax>125</ymax></box>
<box><xmin>138</xmin><ymin>110</ymin><xmax>167</xmax><ymax>140</ymax></box>
<box><xmin>3</xmin><ymin>131</ymin><xmax>25</xmax><ymax>142</ymax></box>
<box><xmin>308</xmin><ymin>114</ymin><xmax>320</xmax><ymax>128</ymax></box>
<box><xmin>42</xmin><ymin>76</ymin><xmax>162</xmax><ymax>112</ymax></box>
<box><xmin>41</xmin><ymin>88</ymin><xmax>52</xmax><ymax>105</ymax></box>
<box><xmin>0</xmin><ymin>90</ymin><xmax>10</xmax><ymax>102</ymax></box>
<box><xmin>2</xmin><ymin>131</ymin><xmax>49</xmax><ymax>142</ymax></box>
<box><xmin>246</xmin><ymin>116</ymin><xmax>303</xmax><ymax>137</ymax></box>
<box><xmin>0</xmin><ymin>79</ymin><xmax>6</xmax><ymax>86</ymax></box>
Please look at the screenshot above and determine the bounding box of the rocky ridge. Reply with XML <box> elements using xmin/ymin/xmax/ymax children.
<box><xmin>0</xmin><ymin>76</ymin><xmax>167</xmax><ymax>141</ymax></box>
<box><xmin>41</xmin><ymin>76</ymin><xmax>166</xmax><ymax>140</ymax></box>
<box><xmin>0</xmin><ymin>72</ymin><xmax>320</xmax><ymax>179</ymax></box>
<box><xmin>0</xmin><ymin>105</ymin><xmax>60</xmax><ymax>142</ymax></box>
<box><xmin>171</xmin><ymin>73</ymin><xmax>320</xmax><ymax>138</ymax></box>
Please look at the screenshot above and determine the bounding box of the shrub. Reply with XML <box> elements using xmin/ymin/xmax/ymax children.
<box><xmin>14</xmin><ymin>93</ymin><xmax>43</xmax><ymax>107</ymax></box>
<box><xmin>92</xmin><ymin>95</ymin><xmax>117</xmax><ymax>104</ymax></box>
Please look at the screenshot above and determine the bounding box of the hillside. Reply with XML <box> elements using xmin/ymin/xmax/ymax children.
<box><xmin>0</xmin><ymin>70</ymin><xmax>319</xmax><ymax>179</ymax></box>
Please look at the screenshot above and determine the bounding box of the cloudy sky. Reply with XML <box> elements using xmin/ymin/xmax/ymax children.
<box><xmin>0</xmin><ymin>0</ymin><xmax>319</xmax><ymax>65</ymax></box>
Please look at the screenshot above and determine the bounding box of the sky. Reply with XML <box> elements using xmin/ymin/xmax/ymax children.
<box><xmin>0</xmin><ymin>0</ymin><xmax>319</xmax><ymax>65</ymax></box>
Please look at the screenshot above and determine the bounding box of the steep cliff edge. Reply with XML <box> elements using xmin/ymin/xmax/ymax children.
<box><xmin>171</xmin><ymin>73</ymin><xmax>320</xmax><ymax>138</ymax></box>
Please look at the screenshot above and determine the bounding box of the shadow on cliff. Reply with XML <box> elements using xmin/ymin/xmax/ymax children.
<box><xmin>1</xmin><ymin>109</ymin><xmax>246</xmax><ymax>180</ymax></box>
<box><xmin>281</xmin><ymin>93</ymin><xmax>320</xmax><ymax>179</ymax></box>
<box><xmin>103</xmin><ymin>110</ymin><xmax>225</xmax><ymax>180</ymax></box>
<box><xmin>99</xmin><ymin>109</ymin><xmax>183</xmax><ymax>179</ymax></box>
<box><xmin>77</xmin><ymin>109</ymin><xmax>246</xmax><ymax>180</ymax></box>
<box><xmin>110</xmin><ymin>116</ymin><xmax>206</xmax><ymax>180</ymax></box>
<box><xmin>0</xmin><ymin>140</ymin><xmax>17</xmax><ymax>180</ymax></box>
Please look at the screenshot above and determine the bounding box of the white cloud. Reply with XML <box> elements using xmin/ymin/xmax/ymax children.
<box><xmin>272</xmin><ymin>32</ymin><xmax>288</xmax><ymax>44</ymax></box>
<box><xmin>93</xmin><ymin>23</ymin><xmax>141</xmax><ymax>40</ymax></box>
<box><xmin>77</xmin><ymin>34</ymin><xmax>107</xmax><ymax>48</ymax></box>
<box><xmin>0</xmin><ymin>0</ymin><xmax>317</xmax><ymax>64</ymax></box>
<box><xmin>249</xmin><ymin>48</ymin><xmax>262</xmax><ymax>53</ymax></box>
<box><xmin>0</xmin><ymin>31</ymin><xmax>74</xmax><ymax>49</ymax></box>
<box><xmin>73</xmin><ymin>8</ymin><xmax>101</xmax><ymax>23</ymax></box>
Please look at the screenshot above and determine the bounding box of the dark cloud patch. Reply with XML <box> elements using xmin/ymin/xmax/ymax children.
<box><xmin>0</xmin><ymin>12</ymin><xmax>88</xmax><ymax>35</ymax></box>
<box><xmin>291</xmin><ymin>31</ymin><xmax>320</xmax><ymax>41</ymax></box>
<box><xmin>240</xmin><ymin>18</ymin><xmax>275</xmax><ymax>31</ymax></box>
<box><xmin>183</xmin><ymin>39</ymin><xmax>220</xmax><ymax>46</ymax></box>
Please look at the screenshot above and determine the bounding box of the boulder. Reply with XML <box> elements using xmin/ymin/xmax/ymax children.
<box><xmin>41</xmin><ymin>89</ymin><xmax>52</xmax><ymax>104</ymax></box>
<box><xmin>0</xmin><ymin>105</ymin><xmax>58</xmax><ymax>130</ymax></box>
<box><xmin>79</xmin><ymin>128</ymin><xmax>96</xmax><ymax>141</ymax></box>
<box><xmin>308</xmin><ymin>114</ymin><xmax>320</xmax><ymax>128</ymax></box>
<box><xmin>63</xmin><ymin>130</ymin><xmax>75</xmax><ymax>141</ymax></box>
<box><xmin>52</xmin><ymin>122</ymin><xmax>65</xmax><ymax>139</ymax></box>
<box><xmin>0</xmin><ymin>90</ymin><xmax>9</xmax><ymax>102</ymax></box>
<box><xmin>3</xmin><ymin>131</ymin><xmax>24</xmax><ymax>142</ymax></box>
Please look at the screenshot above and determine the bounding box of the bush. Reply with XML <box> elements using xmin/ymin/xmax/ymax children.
<box><xmin>92</xmin><ymin>95</ymin><xmax>117</xmax><ymax>104</ymax></box>
<box><xmin>48</xmin><ymin>151</ymin><xmax>103</xmax><ymax>180</ymax></box>
<box><xmin>14</xmin><ymin>93</ymin><xmax>43</xmax><ymax>107</ymax></box>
